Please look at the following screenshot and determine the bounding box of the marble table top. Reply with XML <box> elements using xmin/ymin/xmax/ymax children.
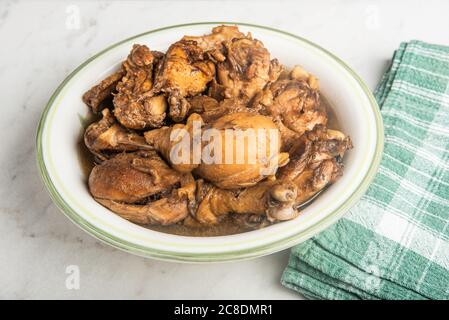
<box><xmin>1</xmin><ymin>0</ymin><xmax>449</xmax><ymax>299</ymax></box>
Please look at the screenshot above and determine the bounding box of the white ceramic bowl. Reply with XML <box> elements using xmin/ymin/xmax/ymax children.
<box><xmin>36</xmin><ymin>23</ymin><xmax>383</xmax><ymax>262</ymax></box>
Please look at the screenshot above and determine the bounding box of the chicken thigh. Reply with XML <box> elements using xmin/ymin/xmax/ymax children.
<box><xmin>95</xmin><ymin>172</ymin><xmax>195</xmax><ymax>225</ymax></box>
<box><xmin>153</xmin><ymin>40</ymin><xmax>216</xmax><ymax>122</ymax></box>
<box><xmin>194</xmin><ymin>112</ymin><xmax>289</xmax><ymax>189</ymax></box>
<box><xmin>145</xmin><ymin>112</ymin><xmax>290</xmax><ymax>189</ymax></box>
<box><xmin>84</xmin><ymin>108</ymin><xmax>150</xmax><ymax>161</ymax></box>
<box><xmin>250</xmin><ymin>66</ymin><xmax>327</xmax><ymax>151</ymax></box>
<box><xmin>113</xmin><ymin>44</ymin><xmax>168</xmax><ymax>129</ymax></box>
<box><xmin>216</xmin><ymin>35</ymin><xmax>283</xmax><ymax>103</ymax></box>
<box><xmin>88</xmin><ymin>151</ymin><xmax>183</xmax><ymax>203</ymax></box>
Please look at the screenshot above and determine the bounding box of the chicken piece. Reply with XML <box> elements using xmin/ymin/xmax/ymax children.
<box><xmin>95</xmin><ymin>174</ymin><xmax>195</xmax><ymax>226</ymax></box>
<box><xmin>252</xmin><ymin>65</ymin><xmax>326</xmax><ymax>141</ymax></box>
<box><xmin>145</xmin><ymin>112</ymin><xmax>289</xmax><ymax>189</ymax></box>
<box><xmin>153</xmin><ymin>40</ymin><xmax>216</xmax><ymax>122</ymax></box>
<box><xmin>187</xmin><ymin>96</ymin><xmax>252</xmax><ymax>123</ymax></box>
<box><xmin>113</xmin><ymin>44</ymin><xmax>167</xmax><ymax>129</ymax></box>
<box><xmin>278</xmin><ymin>126</ymin><xmax>352</xmax><ymax>206</ymax></box>
<box><xmin>82</xmin><ymin>69</ymin><xmax>124</xmax><ymax>113</ymax></box>
<box><xmin>208</xmin><ymin>78</ymin><xmax>227</xmax><ymax>101</ymax></box>
<box><xmin>254</xmin><ymin>78</ymin><xmax>326</xmax><ymax>137</ymax></box>
<box><xmin>182</xmin><ymin>25</ymin><xmax>245</xmax><ymax>60</ymax></box>
<box><xmin>289</xmin><ymin>65</ymin><xmax>316</xmax><ymax>82</ymax></box>
<box><xmin>95</xmin><ymin>196</ymin><xmax>188</xmax><ymax>225</ymax></box>
<box><xmin>84</xmin><ymin>109</ymin><xmax>151</xmax><ymax>161</ymax></box>
<box><xmin>194</xmin><ymin>112</ymin><xmax>289</xmax><ymax>189</ymax></box>
<box><xmin>287</xmin><ymin>158</ymin><xmax>343</xmax><ymax>205</ymax></box>
<box><xmin>194</xmin><ymin>179</ymin><xmax>299</xmax><ymax>225</ymax></box>
<box><xmin>187</xmin><ymin>95</ymin><xmax>220</xmax><ymax>115</ymax></box>
<box><xmin>115</xmin><ymin>94</ymin><xmax>167</xmax><ymax>130</ymax></box>
<box><xmin>272</xmin><ymin>117</ymin><xmax>302</xmax><ymax>152</ymax></box>
<box><xmin>144</xmin><ymin>113</ymin><xmax>204</xmax><ymax>173</ymax></box>
<box><xmin>217</xmin><ymin>35</ymin><xmax>283</xmax><ymax>102</ymax></box>
<box><xmin>119</xmin><ymin>128</ymin><xmax>350</xmax><ymax>226</ymax></box>
<box><xmin>88</xmin><ymin>151</ymin><xmax>183</xmax><ymax>203</ymax></box>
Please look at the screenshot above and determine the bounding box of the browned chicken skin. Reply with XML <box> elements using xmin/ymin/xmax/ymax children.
<box><xmin>194</xmin><ymin>179</ymin><xmax>298</xmax><ymax>225</ymax></box>
<box><xmin>144</xmin><ymin>113</ymin><xmax>204</xmax><ymax>173</ymax></box>
<box><xmin>216</xmin><ymin>35</ymin><xmax>283</xmax><ymax>103</ymax></box>
<box><xmin>113</xmin><ymin>45</ymin><xmax>168</xmax><ymax>129</ymax></box>
<box><xmin>94</xmin><ymin>173</ymin><xmax>195</xmax><ymax>225</ymax></box>
<box><xmin>182</xmin><ymin>25</ymin><xmax>245</xmax><ymax>61</ymax></box>
<box><xmin>252</xmin><ymin>66</ymin><xmax>327</xmax><ymax>144</ymax></box>
<box><xmin>187</xmin><ymin>96</ymin><xmax>254</xmax><ymax>123</ymax></box>
<box><xmin>194</xmin><ymin>112</ymin><xmax>289</xmax><ymax>189</ymax></box>
<box><xmin>145</xmin><ymin>112</ymin><xmax>289</xmax><ymax>189</ymax></box>
<box><xmin>190</xmin><ymin>128</ymin><xmax>352</xmax><ymax>225</ymax></box>
<box><xmin>96</xmin><ymin>196</ymin><xmax>189</xmax><ymax>225</ymax></box>
<box><xmin>88</xmin><ymin>151</ymin><xmax>183</xmax><ymax>203</ymax></box>
<box><xmin>82</xmin><ymin>69</ymin><xmax>124</xmax><ymax>113</ymax></box>
<box><xmin>278</xmin><ymin>126</ymin><xmax>352</xmax><ymax>206</ymax></box>
<box><xmin>81</xmin><ymin>26</ymin><xmax>353</xmax><ymax>231</ymax></box>
<box><xmin>84</xmin><ymin>108</ymin><xmax>150</xmax><ymax>161</ymax></box>
<box><xmin>153</xmin><ymin>40</ymin><xmax>216</xmax><ymax>122</ymax></box>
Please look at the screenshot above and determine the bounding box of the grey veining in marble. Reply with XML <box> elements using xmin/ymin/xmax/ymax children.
<box><xmin>1</xmin><ymin>0</ymin><xmax>449</xmax><ymax>299</ymax></box>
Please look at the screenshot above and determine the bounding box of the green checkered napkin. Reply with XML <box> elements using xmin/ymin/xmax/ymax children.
<box><xmin>281</xmin><ymin>41</ymin><xmax>449</xmax><ymax>300</ymax></box>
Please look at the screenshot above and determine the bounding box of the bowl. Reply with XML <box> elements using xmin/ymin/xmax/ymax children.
<box><xmin>36</xmin><ymin>22</ymin><xmax>384</xmax><ymax>262</ymax></box>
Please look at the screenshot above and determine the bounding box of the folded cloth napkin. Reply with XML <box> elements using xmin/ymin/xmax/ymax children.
<box><xmin>281</xmin><ymin>41</ymin><xmax>449</xmax><ymax>300</ymax></box>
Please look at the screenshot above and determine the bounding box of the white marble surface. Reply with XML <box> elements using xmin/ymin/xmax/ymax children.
<box><xmin>1</xmin><ymin>0</ymin><xmax>449</xmax><ymax>300</ymax></box>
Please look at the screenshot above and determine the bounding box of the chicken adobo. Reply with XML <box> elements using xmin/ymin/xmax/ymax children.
<box><xmin>81</xmin><ymin>26</ymin><xmax>352</xmax><ymax>236</ymax></box>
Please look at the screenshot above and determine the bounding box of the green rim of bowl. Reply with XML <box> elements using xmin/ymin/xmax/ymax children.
<box><xmin>36</xmin><ymin>22</ymin><xmax>384</xmax><ymax>262</ymax></box>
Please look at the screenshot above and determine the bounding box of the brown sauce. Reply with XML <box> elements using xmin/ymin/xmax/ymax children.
<box><xmin>77</xmin><ymin>112</ymin><xmax>100</xmax><ymax>181</ymax></box>
<box><xmin>148</xmin><ymin>216</ymin><xmax>254</xmax><ymax>237</ymax></box>
<box><xmin>78</xmin><ymin>95</ymin><xmax>341</xmax><ymax>237</ymax></box>
<box><xmin>322</xmin><ymin>95</ymin><xmax>341</xmax><ymax>131</ymax></box>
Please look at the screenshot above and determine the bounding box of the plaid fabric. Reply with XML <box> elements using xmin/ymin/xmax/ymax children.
<box><xmin>281</xmin><ymin>41</ymin><xmax>449</xmax><ymax>300</ymax></box>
